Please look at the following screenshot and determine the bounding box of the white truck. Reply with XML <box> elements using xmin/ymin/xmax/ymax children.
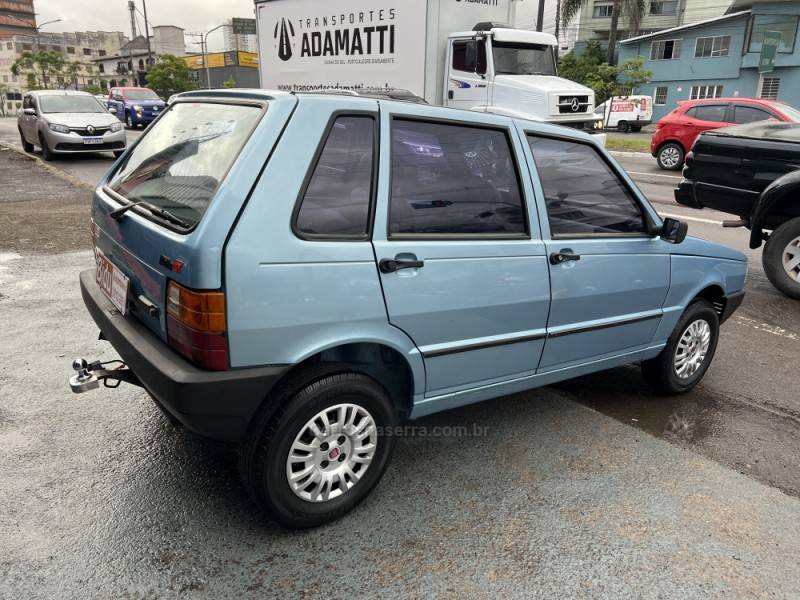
<box><xmin>254</xmin><ymin>0</ymin><xmax>597</xmax><ymax>131</ymax></box>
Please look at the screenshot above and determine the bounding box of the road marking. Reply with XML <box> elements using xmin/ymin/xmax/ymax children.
<box><xmin>626</xmin><ymin>170</ymin><xmax>682</xmax><ymax>180</ymax></box>
<box><xmin>733</xmin><ymin>316</ymin><xmax>799</xmax><ymax>342</ymax></box>
<box><xmin>659</xmin><ymin>212</ymin><xmax>724</xmax><ymax>225</ymax></box>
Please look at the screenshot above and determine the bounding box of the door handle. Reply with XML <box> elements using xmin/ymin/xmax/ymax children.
<box><xmin>379</xmin><ymin>258</ymin><xmax>424</xmax><ymax>273</ymax></box>
<box><xmin>549</xmin><ymin>251</ymin><xmax>581</xmax><ymax>265</ymax></box>
<box><xmin>447</xmin><ymin>90</ymin><xmax>454</xmax><ymax>100</ymax></box>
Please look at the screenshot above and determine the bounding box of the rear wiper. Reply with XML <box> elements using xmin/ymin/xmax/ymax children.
<box><xmin>109</xmin><ymin>199</ymin><xmax>190</xmax><ymax>228</ymax></box>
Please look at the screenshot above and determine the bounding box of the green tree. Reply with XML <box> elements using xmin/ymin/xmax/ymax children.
<box><xmin>222</xmin><ymin>77</ymin><xmax>236</xmax><ymax>89</ymax></box>
<box><xmin>82</xmin><ymin>84</ymin><xmax>104</xmax><ymax>95</ymax></box>
<box><xmin>11</xmin><ymin>50</ymin><xmax>66</xmax><ymax>89</ymax></box>
<box><xmin>145</xmin><ymin>54</ymin><xmax>196</xmax><ymax>98</ymax></box>
<box><xmin>559</xmin><ymin>45</ymin><xmax>652</xmax><ymax>105</ymax></box>
<box><xmin>560</xmin><ymin>0</ymin><xmax>646</xmax><ymax>64</ymax></box>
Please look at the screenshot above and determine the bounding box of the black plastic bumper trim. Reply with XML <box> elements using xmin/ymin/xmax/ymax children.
<box><xmin>79</xmin><ymin>269</ymin><xmax>287</xmax><ymax>442</ymax></box>
<box><xmin>720</xmin><ymin>290</ymin><xmax>745</xmax><ymax>324</ymax></box>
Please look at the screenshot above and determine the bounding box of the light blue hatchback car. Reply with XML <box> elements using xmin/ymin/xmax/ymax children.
<box><xmin>71</xmin><ymin>89</ymin><xmax>747</xmax><ymax>527</ymax></box>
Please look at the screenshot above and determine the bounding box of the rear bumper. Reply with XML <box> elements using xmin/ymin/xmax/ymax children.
<box><xmin>675</xmin><ymin>180</ymin><xmax>702</xmax><ymax>209</ymax></box>
<box><xmin>79</xmin><ymin>269</ymin><xmax>287</xmax><ymax>442</ymax></box>
<box><xmin>721</xmin><ymin>290</ymin><xmax>745</xmax><ymax>324</ymax></box>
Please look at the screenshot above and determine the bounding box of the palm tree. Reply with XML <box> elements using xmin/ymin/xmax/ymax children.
<box><xmin>560</xmin><ymin>0</ymin><xmax>646</xmax><ymax>64</ymax></box>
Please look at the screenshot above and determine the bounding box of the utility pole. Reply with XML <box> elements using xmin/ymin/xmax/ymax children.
<box><xmin>536</xmin><ymin>0</ymin><xmax>545</xmax><ymax>32</ymax></box>
<box><xmin>127</xmin><ymin>1</ymin><xmax>137</xmax><ymax>39</ymax></box>
<box><xmin>142</xmin><ymin>0</ymin><xmax>153</xmax><ymax>68</ymax></box>
<box><xmin>203</xmin><ymin>23</ymin><xmax>225</xmax><ymax>89</ymax></box>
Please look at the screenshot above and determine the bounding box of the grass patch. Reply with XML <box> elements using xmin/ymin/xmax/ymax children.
<box><xmin>605</xmin><ymin>135</ymin><xmax>651</xmax><ymax>153</ymax></box>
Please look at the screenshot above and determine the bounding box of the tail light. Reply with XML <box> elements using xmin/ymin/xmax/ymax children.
<box><xmin>166</xmin><ymin>281</ymin><xmax>229</xmax><ymax>370</ymax></box>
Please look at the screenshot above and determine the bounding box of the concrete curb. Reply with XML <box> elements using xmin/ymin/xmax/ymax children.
<box><xmin>0</xmin><ymin>141</ymin><xmax>94</xmax><ymax>192</ymax></box>
<box><xmin>610</xmin><ymin>150</ymin><xmax>653</xmax><ymax>159</ymax></box>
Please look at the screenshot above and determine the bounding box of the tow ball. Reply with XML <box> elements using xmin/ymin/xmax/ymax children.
<box><xmin>69</xmin><ymin>358</ymin><xmax>142</xmax><ymax>393</ymax></box>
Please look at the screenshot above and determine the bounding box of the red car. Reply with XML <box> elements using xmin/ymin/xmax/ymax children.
<box><xmin>651</xmin><ymin>97</ymin><xmax>800</xmax><ymax>170</ymax></box>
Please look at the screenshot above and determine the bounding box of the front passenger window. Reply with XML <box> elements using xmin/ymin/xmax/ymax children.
<box><xmin>528</xmin><ymin>136</ymin><xmax>647</xmax><ymax>236</ymax></box>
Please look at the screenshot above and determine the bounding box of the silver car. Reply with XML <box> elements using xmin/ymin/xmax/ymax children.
<box><xmin>18</xmin><ymin>90</ymin><xmax>127</xmax><ymax>161</ymax></box>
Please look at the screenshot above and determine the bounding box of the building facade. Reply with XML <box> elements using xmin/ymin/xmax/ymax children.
<box><xmin>618</xmin><ymin>0</ymin><xmax>800</xmax><ymax>120</ymax></box>
<box><xmin>0</xmin><ymin>0</ymin><xmax>36</xmax><ymax>36</ymax></box>
<box><xmin>93</xmin><ymin>25</ymin><xmax>185</xmax><ymax>89</ymax></box>
<box><xmin>577</xmin><ymin>0</ymin><xmax>732</xmax><ymax>44</ymax></box>
<box><xmin>515</xmin><ymin>0</ymin><xmax>581</xmax><ymax>52</ymax></box>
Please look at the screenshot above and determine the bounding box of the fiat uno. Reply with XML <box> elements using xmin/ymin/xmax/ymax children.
<box><xmin>70</xmin><ymin>89</ymin><xmax>747</xmax><ymax>528</ymax></box>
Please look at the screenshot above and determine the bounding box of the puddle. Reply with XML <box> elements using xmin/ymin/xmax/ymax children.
<box><xmin>553</xmin><ymin>365</ymin><xmax>800</xmax><ymax>498</ymax></box>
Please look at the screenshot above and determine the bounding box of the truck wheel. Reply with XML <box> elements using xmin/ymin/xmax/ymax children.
<box><xmin>239</xmin><ymin>367</ymin><xmax>397</xmax><ymax>528</ymax></box>
<box><xmin>618</xmin><ymin>120</ymin><xmax>630</xmax><ymax>133</ymax></box>
<box><xmin>656</xmin><ymin>142</ymin><xmax>684</xmax><ymax>171</ymax></box>
<box><xmin>642</xmin><ymin>299</ymin><xmax>719</xmax><ymax>395</ymax></box>
<box><xmin>631</xmin><ymin>125</ymin><xmax>642</xmax><ymax>132</ymax></box>
<box><xmin>762</xmin><ymin>217</ymin><xmax>800</xmax><ymax>299</ymax></box>
<box><xmin>19</xmin><ymin>128</ymin><xmax>33</xmax><ymax>153</ymax></box>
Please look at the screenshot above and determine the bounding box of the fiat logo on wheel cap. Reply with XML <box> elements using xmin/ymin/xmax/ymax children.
<box><xmin>328</xmin><ymin>447</ymin><xmax>340</xmax><ymax>460</ymax></box>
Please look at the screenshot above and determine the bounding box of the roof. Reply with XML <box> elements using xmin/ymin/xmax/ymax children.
<box><xmin>449</xmin><ymin>27</ymin><xmax>558</xmax><ymax>46</ymax></box>
<box><xmin>620</xmin><ymin>11</ymin><xmax>751</xmax><ymax>44</ymax></box>
<box><xmin>28</xmin><ymin>89</ymin><xmax>93</xmax><ymax>96</ymax></box>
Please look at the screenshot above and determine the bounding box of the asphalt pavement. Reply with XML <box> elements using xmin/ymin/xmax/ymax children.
<box><xmin>1</xmin><ymin>116</ymin><xmax>799</xmax><ymax>597</ymax></box>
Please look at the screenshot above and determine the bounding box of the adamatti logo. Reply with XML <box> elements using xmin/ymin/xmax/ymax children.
<box><xmin>274</xmin><ymin>18</ymin><xmax>295</xmax><ymax>62</ymax></box>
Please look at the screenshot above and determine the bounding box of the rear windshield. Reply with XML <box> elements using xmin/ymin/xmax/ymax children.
<box><xmin>107</xmin><ymin>102</ymin><xmax>262</xmax><ymax>229</ymax></box>
<box><xmin>124</xmin><ymin>89</ymin><xmax>160</xmax><ymax>101</ymax></box>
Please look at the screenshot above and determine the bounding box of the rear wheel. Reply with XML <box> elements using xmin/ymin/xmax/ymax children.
<box><xmin>19</xmin><ymin>128</ymin><xmax>33</xmax><ymax>153</ymax></box>
<box><xmin>762</xmin><ymin>217</ymin><xmax>800</xmax><ymax>299</ymax></box>
<box><xmin>642</xmin><ymin>299</ymin><xmax>719</xmax><ymax>394</ymax></box>
<box><xmin>656</xmin><ymin>142</ymin><xmax>684</xmax><ymax>171</ymax></box>
<box><xmin>39</xmin><ymin>133</ymin><xmax>55</xmax><ymax>161</ymax></box>
<box><xmin>631</xmin><ymin>125</ymin><xmax>643</xmax><ymax>132</ymax></box>
<box><xmin>617</xmin><ymin>120</ymin><xmax>630</xmax><ymax>133</ymax></box>
<box><xmin>239</xmin><ymin>368</ymin><xmax>397</xmax><ymax>528</ymax></box>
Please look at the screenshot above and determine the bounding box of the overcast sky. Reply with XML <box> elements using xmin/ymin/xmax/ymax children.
<box><xmin>34</xmin><ymin>0</ymin><xmax>256</xmax><ymax>51</ymax></box>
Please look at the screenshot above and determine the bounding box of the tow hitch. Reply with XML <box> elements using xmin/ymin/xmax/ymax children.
<box><xmin>69</xmin><ymin>358</ymin><xmax>143</xmax><ymax>393</ymax></box>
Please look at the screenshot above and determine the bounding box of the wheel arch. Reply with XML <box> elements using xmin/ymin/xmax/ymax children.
<box><xmin>749</xmin><ymin>171</ymin><xmax>800</xmax><ymax>249</ymax></box>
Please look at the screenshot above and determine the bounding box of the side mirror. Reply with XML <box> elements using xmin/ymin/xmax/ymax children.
<box><xmin>23</xmin><ymin>107</ymin><xmax>36</xmax><ymax>116</ymax></box>
<box><xmin>108</xmin><ymin>107</ymin><xmax>117</xmax><ymax>114</ymax></box>
<box><xmin>660</xmin><ymin>217</ymin><xmax>688</xmax><ymax>244</ymax></box>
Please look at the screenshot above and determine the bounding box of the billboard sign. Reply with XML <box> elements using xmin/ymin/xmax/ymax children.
<box><xmin>256</xmin><ymin>0</ymin><xmax>427</xmax><ymax>94</ymax></box>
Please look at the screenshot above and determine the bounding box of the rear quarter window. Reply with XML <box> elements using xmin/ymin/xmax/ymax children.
<box><xmin>107</xmin><ymin>101</ymin><xmax>263</xmax><ymax>230</ymax></box>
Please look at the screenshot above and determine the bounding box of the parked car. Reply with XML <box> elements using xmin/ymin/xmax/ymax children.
<box><xmin>17</xmin><ymin>90</ymin><xmax>126</xmax><ymax>161</ymax></box>
<box><xmin>69</xmin><ymin>89</ymin><xmax>746</xmax><ymax>528</ymax></box>
<box><xmin>106</xmin><ymin>86</ymin><xmax>166</xmax><ymax>129</ymax></box>
<box><xmin>594</xmin><ymin>95</ymin><xmax>652</xmax><ymax>132</ymax></box>
<box><xmin>651</xmin><ymin>97</ymin><xmax>800</xmax><ymax>170</ymax></box>
<box><xmin>676</xmin><ymin>121</ymin><xmax>800</xmax><ymax>298</ymax></box>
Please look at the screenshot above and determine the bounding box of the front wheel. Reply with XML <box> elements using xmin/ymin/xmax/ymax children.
<box><xmin>19</xmin><ymin>129</ymin><xmax>33</xmax><ymax>153</ymax></box>
<box><xmin>239</xmin><ymin>369</ymin><xmax>397</xmax><ymax>528</ymax></box>
<box><xmin>656</xmin><ymin>142</ymin><xmax>684</xmax><ymax>171</ymax></box>
<box><xmin>39</xmin><ymin>134</ymin><xmax>55</xmax><ymax>161</ymax></box>
<box><xmin>642</xmin><ymin>299</ymin><xmax>720</xmax><ymax>394</ymax></box>
<box><xmin>112</xmin><ymin>150</ymin><xmax>125</xmax><ymax>159</ymax></box>
<box><xmin>617</xmin><ymin>120</ymin><xmax>630</xmax><ymax>133</ymax></box>
<box><xmin>762</xmin><ymin>217</ymin><xmax>800</xmax><ymax>299</ymax></box>
<box><xmin>125</xmin><ymin>112</ymin><xmax>134</xmax><ymax>129</ymax></box>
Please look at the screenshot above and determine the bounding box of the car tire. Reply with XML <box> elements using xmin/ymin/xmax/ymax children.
<box><xmin>641</xmin><ymin>299</ymin><xmax>720</xmax><ymax>395</ymax></box>
<box><xmin>762</xmin><ymin>216</ymin><xmax>800</xmax><ymax>299</ymax></box>
<box><xmin>125</xmin><ymin>112</ymin><xmax>134</xmax><ymax>129</ymax></box>
<box><xmin>656</xmin><ymin>142</ymin><xmax>684</xmax><ymax>171</ymax></box>
<box><xmin>19</xmin><ymin>129</ymin><xmax>33</xmax><ymax>153</ymax></box>
<box><xmin>618</xmin><ymin>120</ymin><xmax>630</xmax><ymax>133</ymax></box>
<box><xmin>113</xmin><ymin>150</ymin><xmax>125</xmax><ymax>159</ymax></box>
<box><xmin>631</xmin><ymin>125</ymin><xmax>642</xmax><ymax>132</ymax></box>
<box><xmin>239</xmin><ymin>366</ymin><xmax>397</xmax><ymax>529</ymax></box>
<box><xmin>39</xmin><ymin>133</ymin><xmax>55</xmax><ymax>161</ymax></box>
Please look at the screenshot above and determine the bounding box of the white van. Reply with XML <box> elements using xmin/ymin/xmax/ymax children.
<box><xmin>595</xmin><ymin>95</ymin><xmax>652</xmax><ymax>132</ymax></box>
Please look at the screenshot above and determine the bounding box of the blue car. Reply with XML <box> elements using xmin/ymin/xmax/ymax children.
<box><xmin>106</xmin><ymin>86</ymin><xmax>165</xmax><ymax>129</ymax></box>
<box><xmin>70</xmin><ymin>89</ymin><xmax>747</xmax><ymax>528</ymax></box>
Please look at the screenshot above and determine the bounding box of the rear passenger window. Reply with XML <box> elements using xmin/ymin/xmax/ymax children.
<box><xmin>528</xmin><ymin>136</ymin><xmax>646</xmax><ymax>236</ymax></box>
<box><xmin>295</xmin><ymin>116</ymin><xmax>375</xmax><ymax>238</ymax></box>
<box><xmin>732</xmin><ymin>105</ymin><xmax>773</xmax><ymax>124</ymax></box>
<box><xmin>686</xmin><ymin>105</ymin><xmax>727</xmax><ymax>122</ymax></box>
<box><xmin>389</xmin><ymin>119</ymin><xmax>526</xmax><ymax>236</ymax></box>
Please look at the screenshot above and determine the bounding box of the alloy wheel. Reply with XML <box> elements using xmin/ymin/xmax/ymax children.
<box><xmin>673</xmin><ymin>319</ymin><xmax>711</xmax><ymax>379</ymax></box>
<box><xmin>781</xmin><ymin>235</ymin><xmax>800</xmax><ymax>282</ymax></box>
<box><xmin>660</xmin><ymin>146</ymin><xmax>681</xmax><ymax>169</ymax></box>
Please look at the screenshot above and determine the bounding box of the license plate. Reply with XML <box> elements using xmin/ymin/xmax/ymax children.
<box><xmin>83</xmin><ymin>137</ymin><xmax>103</xmax><ymax>145</ymax></box>
<box><xmin>95</xmin><ymin>249</ymin><xmax>129</xmax><ymax>315</ymax></box>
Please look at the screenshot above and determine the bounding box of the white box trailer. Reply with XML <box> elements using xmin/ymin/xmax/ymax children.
<box><xmin>255</xmin><ymin>0</ymin><xmax>597</xmax><ymax>129</ymax></box>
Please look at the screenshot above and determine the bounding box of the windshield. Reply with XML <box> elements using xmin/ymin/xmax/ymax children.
<box><xmin>124</xmin><ymin>89</ymin><xmax>160</xmax><ymax>101</ymax></box>
<box><xmin>492</xmin><ymin>42</ymin><xmax>556</xmax><ymax>76</ymax></box>
<box><xmin>107</xmin><ymin>102</ymin><xmax>263</xmax><ymax>229</ymax></box>
<box><xmin>39</xmin><ymin>95</ymin><xmax>105</xmax><ymax>114</ymax></box>
<box><xmin>776</xmin><ymin>103</ymin><xmax>800</xmax><ymax>122</ymax></box>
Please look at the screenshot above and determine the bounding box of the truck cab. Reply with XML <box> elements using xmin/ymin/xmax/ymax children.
<box><xmin>444</xmin><ymin>23</ymin><xmax>595</xmax><ymax>130</ymax></box>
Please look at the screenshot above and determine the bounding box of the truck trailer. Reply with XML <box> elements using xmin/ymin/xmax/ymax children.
<box><xmin>254</xmin><ymin>0</ymin><xmax>597</xmax><ymax>130</ymax></box>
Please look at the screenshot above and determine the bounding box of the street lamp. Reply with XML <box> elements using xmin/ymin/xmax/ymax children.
<box><xmin>202</xmin><ymin>23</ymin><xmax>226</xmax><ymax>89</ymax></box>
<box><xmin>33</xmin><ymin>18</ymin><xmax>62</xmax><ymax>51</ymax></box>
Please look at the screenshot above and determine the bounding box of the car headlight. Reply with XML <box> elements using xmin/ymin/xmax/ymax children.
<box><xmin>48</xmin><ymin>122</ymin><xmax>71</xmax><ymax>134</ymax></box>
<box><xmin>110</xmin><ymin>122</ymin><xmax>123</xmax><ymax>132</ymax></box>
<box><xmin>133</xmin><ymin>104</ymin><xmax>143</xmax><ymax>113</ymax></box>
